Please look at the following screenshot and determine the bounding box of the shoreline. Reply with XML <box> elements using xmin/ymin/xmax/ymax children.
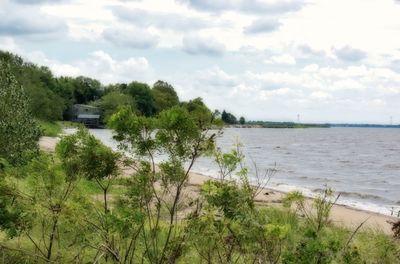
<box><xmin>39</xmin><ymin>136</ymin><xmax>398</xmax><ymax>235</ymax></box>
<box><xmin>187</xmin><ymin>170</ymin><xmax>397</xmax><ymax>234</ymax></box>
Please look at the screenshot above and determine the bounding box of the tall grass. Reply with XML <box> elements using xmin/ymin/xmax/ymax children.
<box><xmin>38</xmin><ymin>120</ymin><xmax>62</xmax><ymax>137</ymax></box>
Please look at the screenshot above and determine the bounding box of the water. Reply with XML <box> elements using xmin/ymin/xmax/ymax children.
<box><xmin>78</xmin><ymin>128</ymin><xmax>400</xmax><ymax>216</ymax></box>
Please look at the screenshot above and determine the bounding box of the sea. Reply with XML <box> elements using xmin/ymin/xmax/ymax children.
<box><xmin>72</xmin><ymin>127</ymin><xmax>400</xmax><ymax>216</ymax></box>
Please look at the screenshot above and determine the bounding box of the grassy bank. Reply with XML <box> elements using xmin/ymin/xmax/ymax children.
<box><xmin>39</xmin><ymin>121</ymin><xmax>81</xmax><ymax>137</ymax></box>
<box><xmin>38</xmin><ymin>120</ymin><xmax>62</xmax><ymax>137</ymax></box>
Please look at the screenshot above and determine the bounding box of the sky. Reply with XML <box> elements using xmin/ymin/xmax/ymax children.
<box><xmin>1</xmin><ymin>0</ymin><xmax>400</xmax><ymax>124</ymax></box>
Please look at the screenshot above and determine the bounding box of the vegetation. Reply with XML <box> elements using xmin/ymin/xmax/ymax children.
<box><xmin>38</xmin><ymin>121</ymin><xmax>63</xmax><ymax>137</ymax></box>
<box><xmin>151</xmin><ymin>80</ymin><xmax>180</xmax><ymax>114</ymax></box>
<box><xmin>0</xmin><ymin>61</ymin><xmax>40</xmax><ymax>165</ymax></box>
<box><xmin>0</xmin><ymin>50</ymin><xmax>202</xmax><ymax>126</ymax></box>
<box><xmin>1</xmin><ymin>49</ymin><xmax>400</xmax><ymax>263</ymax></box>
<box><xmin>92</xmin><ymin>91</ymin><xmax>137</xmax><ymax>123</ymax></box>
<box><xmin>1</xmin><ymin>120</ymin><xmax>400</xmax><ymax>262</ymax></box>
<box><xmin>221</xmin><ymin>110</ymin><xmax>238</xmax><ymax>124</ymax></box>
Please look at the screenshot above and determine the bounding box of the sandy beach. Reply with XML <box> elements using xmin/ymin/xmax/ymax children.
<box><xmin>39</xmin><ymin>136</ymin><xmax>398</xmax><ymax>234</ymax></box>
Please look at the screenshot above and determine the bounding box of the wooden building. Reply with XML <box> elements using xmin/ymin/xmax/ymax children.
<box><xmin>70</xmin><ymin>104</ymin><xmax>102</xmax><ymax>127</ymax></box>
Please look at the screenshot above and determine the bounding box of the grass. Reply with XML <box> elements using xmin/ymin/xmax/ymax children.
<box><xmin>2</xmin><ymin>173</ymin><xmax>400</xmax><ymax>263</ymax></box>
<box><xmin>39</xmin><ymin>120</ymin><xmax>82</xmax><ymax>137</ymax></box>
<box><xmin>39</xmin><ymin>120</ymin><xmax>62</xmax><ymax>137</ymax></box>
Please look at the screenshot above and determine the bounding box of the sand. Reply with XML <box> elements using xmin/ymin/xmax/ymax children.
<box><xmin>39</xmin><ymin>136</ymin><xmax>398</xmax><ymax>234</ymax></box>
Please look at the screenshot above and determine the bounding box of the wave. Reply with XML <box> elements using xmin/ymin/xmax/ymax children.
<box><xmin>297</xmin><ymin>175</ymin><xmax>341</xmax><ymax>183</ymax></box>
<box><xmin>334</xmin><ymin>191</ymin><xmax>386</xmax><ymax>201</ymax></box>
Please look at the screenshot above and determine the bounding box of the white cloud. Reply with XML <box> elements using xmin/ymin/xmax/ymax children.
<box><xmin>0</xmin><ymin>37</ymin><xmax>20</xmax><ymax>52</ymax></box>
<box><xmin>310</xmin><ymin>91</ymin><xmax>332</xmax><ymax>100</ymax></box>
<box><xmin>14</xmin><ymin>0</ymin><xmax>64</xmax><ymax>4</ymax></box>
<box><xmin>111</xmin><ymin>6</ymin><xmax>211</xmax><ymax>31</ymax></box>
<box><xmin>76</xmin><ymin>51</ymin><xmax>153</xmax><ymax>84</ymax></box>
<box><xmin>178</xmin><ymin>0</ymin><xmax>306</xmax><ymax>14</ymax></box>
<box><xmin>0</xmin><ymin>40</ymin><xmax>154</xmax><ymax>84</ymax></box>
<box><xmin>0</xmin><ymin>1</ymin><xmax>67</xmax><ymax>36</ymax></box>
<box><xmin>182</xmin><ymin>36</ymin><xmax>226</xmax><ymax>56</ymax></box>
<box><xmin>303</xmin><ymin>64</ymin><xmax>319</xmax><ymax>72</ymax></box>
<box><xmin>265</xmin><ymin>54</ymin><xmax>296</xmax><ymax>65</ymax></box>
<box><xmin>333</xmin><ymin>45</ymin><xmax>367</xmax><ymax>62</ymax></box>
<box><xmin>28</xmin><ymin>50</ymin><xmax>154</xmax><ymax>84</ymax></box>
<box><xmin>102</xmin><ymin>26</ymin><xmax>159</xmax><ymax>49</ymax></box>
<box><xmin>172</xmin><ymin>63</ymin><xmax>400</xmax><ymax>122</ymax></box>
<box><xmin>195</xmin><ymin>66</ymin><xmax>237</xmax><ymax>88</ymax></box>
<box><xmin>244</xmin><ymin>18</ymin><xmax>281</xmax><ymax>34</ymax></box>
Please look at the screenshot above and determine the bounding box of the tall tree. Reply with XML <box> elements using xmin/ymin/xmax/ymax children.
<box><xmin>152</xmin><ymin>80</ymin><xmax>179</xmax><ymax>113</ymax></box>
<box><xmin>93</xmin><ymin>91</ymin><xmax>136</xmax><ymax>123</ymax></box>
<box><xmin>123</xmin><ymin>81</ymin><xmax>155</xmax><ymax>116</ymax></box>
<box><xmin>72</xmin><ymin>76</ymin><xmax>102</xmax><ymax>104</ymax></box>
<box><xmin>221</xmin><ymin>110</ymin><xmax>237</xmax><ymax>124</ymax></box>
<box><xmin>0</xmin><ymin>62</ymin><xmax>40</xmax><ymax>165</ymax></box>
<box><xmin>0</xmin><ymin>51</ymin><xmax>66</xmax><ymax>121</ymax></box>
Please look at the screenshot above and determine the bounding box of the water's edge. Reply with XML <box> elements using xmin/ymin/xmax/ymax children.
<box><xmin>66</xmin><ymin>128</ymin><xmax>400</xmax><ymax>217</ymax></box>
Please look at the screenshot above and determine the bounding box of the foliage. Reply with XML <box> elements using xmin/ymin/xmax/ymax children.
<box><xmin>152</xmin><ymin>80</ymin><xmax>179</xmax><ymax>114</ymax></box>
<box><xmin>108</xmin><ymin>105</ymin><xmax>221</xmax><ymax>263</ymax></box>
<box><xmin>71</xmin><ymin>76</ymin><xmax>102</xmax><ymax>104</ymax></box>
<box><xmin>0</xmin><ymin>51</ymin><xmax>103</xmax><ymax>122</ymax></box>
<box><xmin>239</xmin><ymin>116</ymin><xmax>246</xmax><ymax>125</ymax></box>
<box><xmin>122</xmin><ymin>81</ymin><xmax>155</xmax><ymax>116</ymax></box>
<box><xmin>38</xmin><ymin>120</ymin><xmax>62</xmax><ymax>137</ymax></box>
<box><xmin>23</xmin><ymin>154</ymin><xmax>82</xmax><ymax>261</ymax></box>
<box><xmin>0</xmin><ymin>61</ymin><xmax>40</xmax><ymax>165</ymax></box>
<box><xmin>0</xmin><ymin>51</ymin><xmax>66</xmax><ymax>121</ymax></box>
<box><xmin>221</xmin><ymin>110</ymin><xmax>237</xmax><ymax>124</ymax></box>
<box><xmin>93</xmin><ymin>91</ymin><xmax>137</xmax><ymax>123</ymax></box>
<box><xmin>0</xmin><ymin>161</ymin><xmax>32</xmax><ymax>238</ymax></box>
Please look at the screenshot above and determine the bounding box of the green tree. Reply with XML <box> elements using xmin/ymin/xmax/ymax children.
<box><xmin>152</xmin><ymin>80</ymin><xmax>179</xmax><ymax>113</ymax></box>
<box><xmin>24</xmin><ymin>154</ymin><xmax>81</xmax><ymax>262</ymax></box>
<box><xmin>239</xmin><ymin>116</ymin><xmax>246</xmax><ymax>125</ymax></box>
<box><xmin>109</xmin><ymin>105</ymin><xmax>222</xmax><ymax>263</ymax></box>
<box><xmin>72</xmin><ymin>76</ymin><xmax>102</xmax><ymax>104</ymax></box>
<box><xmin>53</xmin><ymin>76</ymin><xmax>77</xmax><ymax>119</ymax></box>
<box><xmin>221</xmin><ymin>110</ymin><xmax>237</xmax><ymax>124</ymax></box>
<box><xmin>56</xmin><ymin>129</ymin><xmax>121</xmax><ymax>261</ymax></box>
<box><xmin>122</xmin><ymin>81</ymin><xmax>155</xmax><ymax>116</ymax></box>
<box><xmin>93</xmin><ymin>91</ymin><xmax>136</xmax><ymax>123</ymax></box>
<box><xmin>0</xmin><ymin>51</ymin><xmax>66</xmax><ymax>121</ymax></box>
<box><xmin>181</xmin><ymin>97</ymin><xmax>223</xmax><ymax>128</ymax></box>
<box><xmin>0</xmin><ymin>62</ymin><xmax>40</xmax><ymax>165</ymax></box>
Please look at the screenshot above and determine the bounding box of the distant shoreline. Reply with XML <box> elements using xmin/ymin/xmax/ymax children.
<box><xmin>229</xmin><ymin>122</ymin><xmax>329</xmax><ymax>128</ymax></box>
<box><xmin>228</xmin><ymin>123</ymin><xmax>400</xmax><ymax>129</ymax></box>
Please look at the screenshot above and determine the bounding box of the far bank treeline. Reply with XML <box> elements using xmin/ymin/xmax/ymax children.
<box><xmin>0</xmin><ymin>50</ymin><xmax>223</xmax><ymax>125</ymax></box>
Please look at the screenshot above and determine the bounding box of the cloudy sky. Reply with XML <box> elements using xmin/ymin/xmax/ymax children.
<box><xmin>1</xmin><ymin>0</ymin><xmax>400</xmax><ymax>124</ymax></box>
